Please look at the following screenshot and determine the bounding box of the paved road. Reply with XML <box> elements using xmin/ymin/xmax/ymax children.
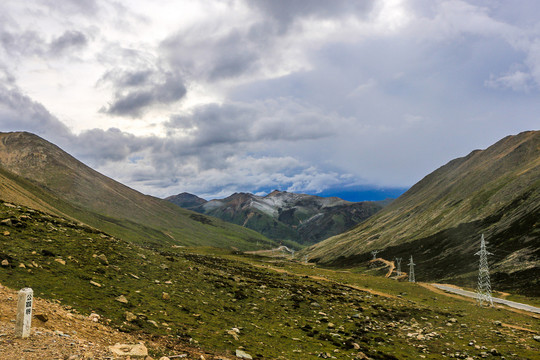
<box><xmin>432</xmin><ymin>284</ymin><xmax>540</xmax><ymax>314</ymax></box>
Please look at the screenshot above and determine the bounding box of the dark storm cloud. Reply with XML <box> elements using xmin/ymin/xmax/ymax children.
<box><xmin>42</xmin><ymin>0</ymin><xmax>100</xmax><ymax>16</ymax></box>
<box><xmin>74</xmin><ymin>128</ymin><xmax>150</xmax><ymax>164</ymax></box>
<box><xmin>0</xmin><ymin>29</ymin><xmax>88</xmax><ymax>58</ymax></box>
<box><xmin>0</xmin><ymin>31</ymin><xmax>44</xmax><ymax>57</ymax></box>
<box><xmin>100</xmin><ymin>69</ymin><xmax>187</xmax><ymax>117</ymax></box>
<box><xmin>165</xmin><ymin>100</ymin><xmax>336</xmax><ymax>149</ymax></box>
<box><xmin>0</xmin><ymin>83</ymin><xmax>71</xmax><ymax>141</ymax></box>
<box><xmin>161</xmin><ymin>25</ymin><xmax>264</xmax><ymax>82</ymax></box>
<box><xmin>49</xmin><ymin>31</ymin><xmax>88</xmax><ymax>55</ymax></box>
<box><xmin>249</xmin><ymin>0</ymin><xmax>376</xmax><ymax>30</ymax></box>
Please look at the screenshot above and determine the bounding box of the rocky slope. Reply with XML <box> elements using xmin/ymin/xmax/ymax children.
<box><xmin>166</xmin><ymin>190</ymin><xmax>383</xmax><ymax>245</ymax></box>
<box><xmin>306</xmin><ymin>131</ymin><xmax>540</xmax><ymax>296</ymax></box>
<box><xmin>1</xmin><ymin>200</ymin><xmax>538</xmax><ymax>359</ymax></box>
<box><xmin>0</xmin><ymin>132</ymin><xmax>272</xmax><ymax>250</ymax></box>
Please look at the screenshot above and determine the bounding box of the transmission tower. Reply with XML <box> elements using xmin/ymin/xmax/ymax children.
<box><xmin>475</xmin><ymin>234</ymin><xmax>493</xmax><ymax>307</ymax></box>
<box><xmin>395</xmin><ymin>257</ymin><xmax>402</xmax><ymax>276</ymax></box>
<box><xmin>408</xmin><ymin>255</ymin><xmax>415</xmax><ymax>282</ymax></box>
<box><xmin>371</xmin><ymin>250</ymin><xmax>381</xmax><ymax>260</ymax></box>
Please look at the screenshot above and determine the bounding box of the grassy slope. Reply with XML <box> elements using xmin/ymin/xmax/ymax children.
<box><xmin>0</xmin><ymin>132</ymin><xmax>273</xmax><ymax>250</ymax></box>
<box><xmin>0</xmin><ymin>201</ymin><xmax>538</xmax><ymax>359</ymax></box>
<box><xmin>307</xmin><ymin>131</ymin><xmax>540</xmax><ymax>295</ymax></box>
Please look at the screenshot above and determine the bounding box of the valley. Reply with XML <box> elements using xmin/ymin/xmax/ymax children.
<box><xmin>0</xmin><ymin>201</ymin><xmax>539</xmax><ymax>359</ymax></box>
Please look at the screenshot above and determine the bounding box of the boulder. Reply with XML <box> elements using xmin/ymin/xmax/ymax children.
<box><xmin>235</xmin><ymin>349</ymin><xmax>252</xmax><ymax>359</ymax></box>
<box><xmin>108</xmin><ymin>343</ymin><xmax>148</xmax><ymax>357</ymax></box>
<box><xmin>97</xmin><ymin>254</ymin><xmax>109</xmax><ymax>265</ymax></box>
<box><xmin>116</xmin><ymin>295</ymin><xmax>129</xmax><ymax>304</ymax></box>
<box><xmin>125</xmin><ymin>311</ymin><xmax>137</xmax><ymax>322</ymax></box>
<box><xmin>34</xmin><ymin>313</ymin><xmax>49</xmax><ymax>322</ymax></box>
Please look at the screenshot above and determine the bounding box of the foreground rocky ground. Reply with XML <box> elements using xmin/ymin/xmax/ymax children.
<box><xmin>0</xmin><ymin>283</ymin><xmax>233</xmax><ymax>359</ymax></box>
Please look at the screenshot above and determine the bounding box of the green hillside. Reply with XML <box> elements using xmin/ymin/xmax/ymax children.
<box><xmin>306</xmin><ymin>131</ymin><xmax>540</xmax><ymax>296</ymax></box>
<box><xmin>1</xmin><ymin>201</ymin><xmax>538</xmax><ymax>359</ymax></box>
<box><xmin>0</xmin><ymin>132</ymin><xmax>273</xmax><ymax>250</ymax></box>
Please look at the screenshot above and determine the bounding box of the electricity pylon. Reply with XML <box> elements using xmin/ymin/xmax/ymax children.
<box><xmin>395</xmin><ymin>257</ymin><xmax>402</xmax><ymax>276</ymax></box>
<box><xmin>371</xmin><ymin>250</ymin><xmax>381</xmax><ymax>260</ymax></box>
<box><xmin>475</xmin><ymin>234</ymin><xmax>493</xmax><ymax>307</ymax></box>
<box><xmin>408</xmin><ymin>255</ymin><xmax>415</xmax><ymax>282</ymax></box>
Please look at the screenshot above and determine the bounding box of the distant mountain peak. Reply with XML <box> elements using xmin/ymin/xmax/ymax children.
<box><xmin>167</xmin><ymin>189</ymin><xmax>383</xmax><ymax>245</ymax></box>
<box><xmin>266</xmin><ymin>189</ymin><xmax>285</xmax><ymax>197</ymax></box>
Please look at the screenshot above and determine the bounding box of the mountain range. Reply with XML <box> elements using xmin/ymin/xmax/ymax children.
<box><xmin>306</xmin><ymin>130</ymin><xmax>540</xmax><ymax>295</ymax></box>
<box><xmin>0</xmin><ymin>132</ymin><xmax>272</xmax><ymax>250</ymax></box>
<box><xmin>166</xmin><ymin>190</ymin><xmax>384</xmax><ymax>245</ymax></box>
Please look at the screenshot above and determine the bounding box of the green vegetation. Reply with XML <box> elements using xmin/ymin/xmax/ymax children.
<box><xmin>1</xmin><ymin>202</ymin><xmax>538</xmax><ymax>359</ymax></box>
<box><xmin>0</xmin><ymin>132</ymin><xmax>275</xmax><ymax>251</ymax></box>
<box><xmin>307</xmin><ymin>131</ymin><xmax>540</xmax><ymax>297</ymax></box>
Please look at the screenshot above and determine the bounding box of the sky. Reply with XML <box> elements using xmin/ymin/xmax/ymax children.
<box><xmin>0</xmin><ymin>0</ymin><xmax>539</xmax><ymax>201</ymax></box>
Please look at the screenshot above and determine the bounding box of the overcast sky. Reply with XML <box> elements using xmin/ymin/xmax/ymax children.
<box><xmin>1</xmin><ymin>0</ymin><xmax>539</xmax><ymax>200</ymax></box>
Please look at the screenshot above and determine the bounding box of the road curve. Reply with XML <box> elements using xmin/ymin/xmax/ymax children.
<box><xmin>432</xmin><ymin>284</ymin><xmax>540</xmax><ymax>314</ymax></box>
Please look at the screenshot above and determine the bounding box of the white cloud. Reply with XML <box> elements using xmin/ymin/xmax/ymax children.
<box><xmin>0</xmin><ymin>0</ymin><xmax>539</xmax><ymax>200</ymax></box>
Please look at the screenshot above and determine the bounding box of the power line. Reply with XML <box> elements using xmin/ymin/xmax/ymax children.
<box><xmin>475</xmin><ymin>234</ymin><xmax>493</xmax><ymax>307</ymax></box>
<box><xmin>371</xmin><ymin>250</ymin><xmax>381</xmax><ymax>260</ymax></box>
<box><xmin>408</xmin><ymin>255</ymin><xmax>415</xmax><ymax>283</ymax></box>
<box><xmin>395</xmin><ymin>257</ymin><xmax>402</xmax><ymax>276</ymax></box>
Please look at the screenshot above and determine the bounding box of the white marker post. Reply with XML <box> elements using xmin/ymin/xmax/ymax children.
<box><xmin>15</xmin><ymin>288</ymin><xmax>33</xmax><ymax>338</ymax></box>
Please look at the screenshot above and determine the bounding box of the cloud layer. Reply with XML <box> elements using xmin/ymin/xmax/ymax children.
<box><xmin>1</xmin><ymin>0</ymin><xmax>539</xmax><ymax>199</ymax></box>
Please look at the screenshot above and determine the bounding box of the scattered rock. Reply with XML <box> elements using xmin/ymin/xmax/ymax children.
<box><xmin>109</xmin><ymin>343</ymin><xmax>148</xmax><ymax>357</ymax></box>
<box><xmin>97</xmin><ymin>254</ymin><xmax>109</xmax><ymax>265</ymax></box>
<box><xmin>116</xmin><ymin>295</ymin><xmax>129</xmax><ymax>304</ymax></box>
<box><xmin>533</xmin><ymin>335</ymin><xmax>540</xmax><ymax>342</ymax></box>
<box><xmin>493</xmin><ymin>321</ymin><xmax>502</xmax><ymax>327</ymax></box>
<box><xmin>90</xmin><ymin>281</ymin><xmax>102</xmax><ymax>287</ymax></box>
<box><xmin>162</xmin><ymin>292</ymin><xmax>170</xmax><ymax>300</ymax></box>
<box><xmin>235</xmin><ymin>349</ymin><xmax>252</xmax><ymax>359</ymax></box>
<box><xmin>356</xmin><ymin>352</ymin><xmax>369</xmax><ymax>360</ymax></box>
<box><xmin>88</xmin><ymin>313</ymin><xmax>100</xmax><ymax>322</ymax></box>
<box><xmin>147</xmin><ymin>320</ymin><xmax>159</xmax><ymax>327</ymax></box>
<box><xmin>1</xmin><ymin>219</ymin><xmax>13</xmax><ymax>226</ymax></box>
<box><xmin>2</xmin><ymin>259</ymin><xmax>9</xmax><ymax>266</ymax></box>
<box><xmin>18</xmin><ymin>263</ymin><xmax>26</xmax><ymax>268</ymax></box>
<box><xmin>3</xmin><ymin>231</ymin><xmax>10</xmax><ymax>236</ymax></box>
<box><xmin>55</xmin><ymin>258</ymin><xmax>66</xmax><ymax>265</ymax></box>
<box><xmin>490</xmin><ymin>348</ymin><xmax>500</xmax><ymax>356</ymax></box>
<box><xmin>125</xmin><ymin>311</ymin><xmax>137</xmax><ymax>322</ymax></box>
<box><xmin>34</xmin><ymin>313</ymin><xmax>49</xmax><ymax>322</ymax></box>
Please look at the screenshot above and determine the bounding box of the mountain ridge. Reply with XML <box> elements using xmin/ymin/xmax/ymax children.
<box><xmin>166</xmin><ymin>189</ymin><xmax>384</xmax><ymax>245</ymax></box>
<box><xmin>0</xmin><ymin>131</ymin><xmax>273</xmax><ymax>250</ymax></box>
<box><xmin>306</xmin><ymin>130</ymin><xmax>540</xmax><ymax>295</ymax></box>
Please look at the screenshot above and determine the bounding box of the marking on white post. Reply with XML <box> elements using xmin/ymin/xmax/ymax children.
<box><xmin>15</xmin><ymin>287</ymin><xmax>33</xmax><ymax>338</ymax></box>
